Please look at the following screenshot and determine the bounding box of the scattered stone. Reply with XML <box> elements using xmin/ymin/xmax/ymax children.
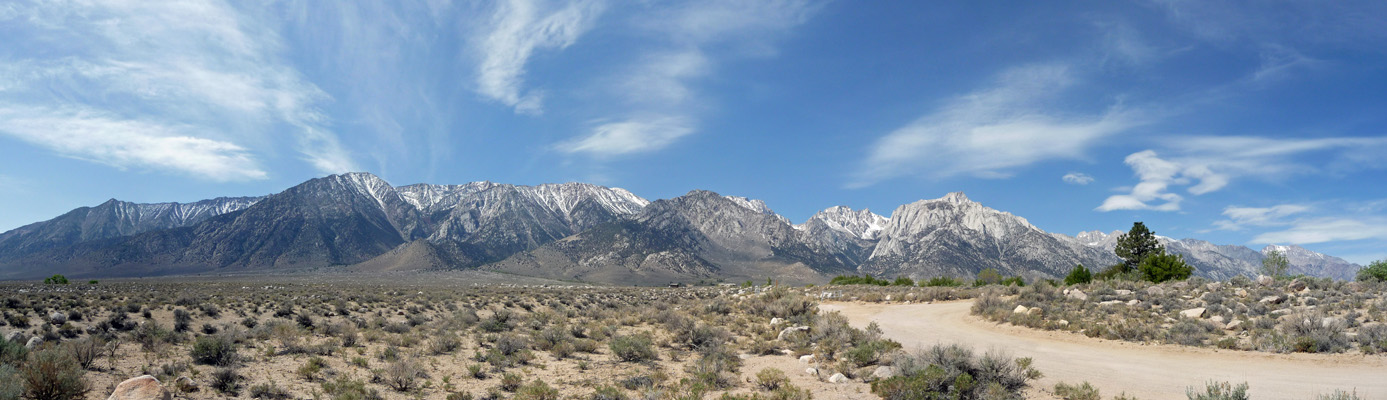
<box><xmin>1210</xmin><ymin>315</ymin><xmax>1225</xmax><ymax>324</ymax></box>
<box><xmin>106</xmin><ymin>375</ymin><xmax>172</xmax><ymax>400</ymax></box>
<box><xmin>1256</xmin><ymin>275</ymin><xmax>1274</xmax><ymax>287</ymax></box>
<box><xmin>1145</xmin><ymin>286</ymin><xmax>1165</xmax><ymax>297</ymax></box>
<box><xmin>5</xmin><ymin>331</ymin><xmax>25</xmax><ymax>343</ymax></box>
<box><xmin>1171</xmin><ymin>281</ymin><xmax>1189</xmax><ymax>290</ymax></box>
<box><xmin>779</xmin><ymin>349</ymin><xmax>795</xmax><ymax>356</ymax></box>
<box><xmin>1321</xmin><ymin>317</ymin><xmax>1344</xmax><ymax>329</ymax></box>
<box><xmin>24</xmin><ymin>336</ymin><xmax>41</xmax><ymax>349</ymax></box>
<box><xmin>1180</xmin><ymin>307</ymin><xmax>1207</xmax><ymax>319</ymax></box>
<box><xmin>1057</xmin><ymin>320</ymin><xmax>1069</xmax><ymax>327</ymax></box>
<box><xmin>1099</xmin><ymin>300</ymin><xmax>1124</xmax><ymax>306</ymax></box>
<box><xmin>805</xmin><ymin>368</ymin><xmax>818</xmax><ymax>376</ymax></box>
<box><xmin>49</xmin><ymin>312</ymin><xmax>66</xmax><ymax>325</ymax></box>
<box><xmin>1235</xmin><ymin>289</ymin><xmax>1248</xmax><ymax>298</ymax></box>
<box><xmin>1346</xmin><ymin>282</ymin><xmax>1364</xmax><ymax>292</ymax></box>
<box><xmin>1259</xmin><ymin>295</ymin><xmax>1286</xmax><ymax>305</ymax></box>
<box><xmin>1114</xmin><ymin>289</ymin><xmax>1133</xmax><ymax>297</ymax></box>
<box><xmin>828</xmin><ymin>373</ymin><xmax>849</xmax><ymax>384</ymax></box>
<box><xmin>871</xmin><ymin>366</ymin><xmax>896</xmax><ymax>380</ymax></box>
<box><xmin>777</xmin><ymin>326</ymin><xmax>809</xmax><ymax>341</ymax></box>
<box><xmin>799</xmin><ymin>354</ymin><xmax>815</xmax><ymax>364</ymax></box>
<box><xmin>1287</xmin><ymin>279</ymin><xmax>1307</xmax><ymax>292</ymax></box>
<box><xmin>1205</xmin><ymin>282</ymin><xmax>1223</xmax><ymax>292</ymax></box>
<box><xmin>1066</xmin><ymin>289</ymin><xmax>1088</xmax><ymax>301</ymax></box>
<box><xmin>173</xmin><ymin>376</ymin><xmax>197</xmax><ymax>393</ymax></box>
<box><xmin>1225</xmin><ymin>320</ymin><xmax>1244</xmax><ymax>330</ymax></box>
<box><xmin>769</xmin><ymin>317</ymin><xmax>783</xmax><ymax>325</ymax></box>
<box><xmin>1027</xmin><ymin>307</ymin><xmax>1043</xmax><ymax>316</ymax></box>
<box><xmin>1013</xmin><ymin>305</ymin><xmax>1030</xmax><ymax>314</ymax></box>
<box><xmin>1126</xmin><ymin>299</ymin><xmax>1141</xmax><ymax>306</ymax></box>
<box><xmin>1271</xmin><ymin>309</ymin><xmax>1293</xmax><ymax>316</ymax></box>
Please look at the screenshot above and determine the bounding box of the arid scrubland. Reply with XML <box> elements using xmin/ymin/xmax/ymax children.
<box><xmin>0</xmin><ymin>277</ymin><xmax>1041</xmax><ymax>400</ymax></box>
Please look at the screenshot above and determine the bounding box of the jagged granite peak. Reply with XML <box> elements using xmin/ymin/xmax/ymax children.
<box><xmin>1261</xmin><ymin>244</ymin><xmax>1359</xmax><ymax>280</ymax></box>
<box><xmin>0</xmin><ymin>195</ymin><xmax>263</xmax><ymax>257</ymax></box>
<box><xmin>863</xmin><ymin>192</ymin><xmax>1120</xmax><ymax>280</ymax></box>
<box><xmin>799</xmin><ymin>206</ymin><xmax>889</xmax><ymax>241</ymax></box>
<box><xmin>396</xmin><ymin>181</ymin><xmax>501</xmax><ymax>212</ymax></box>
<box><xmin>723</xmin><ymin>195</ymin><xmax>793</xmax><ymax>226</ymax></box>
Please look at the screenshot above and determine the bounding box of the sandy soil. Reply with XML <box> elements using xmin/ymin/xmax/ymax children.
<box><xmin>821</xmin><ymin>301</ymin><xmax>1387</xmax><ymax>400</ymax></box>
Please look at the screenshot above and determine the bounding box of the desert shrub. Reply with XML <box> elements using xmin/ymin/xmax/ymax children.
<box><xmin>190</xmin><ymin>334</ymin><xmax>237</xmax><ymax>365</ymax></box>
<box><xmin>248</xmin><ymin>381</ymin><xmax>292</xmax><ymax>399</ymax></box>
<box><xmin>970</xmin><ymin>293</ymin><xmax>1008</xmax><ymax>318</ymax></box>
<box><xmin>975</xmin><ymin>269</ymin><xmax>1003</xmax><ymax>286</ymax></box>
<box><xmin>383</xmin><ymin>358</ymin><xmax>422</xmax><ymax>392</ymax></box>
<box><xmin>480</xmin><ymin>309</ymin><xmax>514</xmax><ymax>333</ymax></box>
<box><xmin>297</xmin><ymin>356</ymin><xmax>327</xmax><ymax>381</ymax></box>
<box><xmin>42</xmin><ymin>275</ymin><xmax>69</xmax><ymax>285</ymax></box>
<box><xmin>1064</xmin><ymin>265</ymin><xmax>1093</xmax><ymax>286</ymax></box>
<box><xmin>446</xmin><ymin>392</ymin><xmax>474</xmax><ymax>400</ymax></box>
<box><xmin>1166</xmin><ymin>320</ymin><xmax>1214</xmax><ymax>346</ymax></box>
<box><xmin>685</xmin><ymin>344</ymin><xmax>742</xmax><ymax>389</ymax></box>
<box><xmin>0</xmin><ymin>337</ymin><xmax>29</xmax><ymax>366</ymax></box>
<box><xmin>755</xmin><ymin>368</ymin><xmax>789</xmax><ymax>391</ymax></box>
<box><xmin>21</xmin><ymin>348</ymin><xmax>89</xmax><ymax>400</ymax></box>
<box><xmin>322</xmin><ymin>377</ymin><xmax>384</xmax><ymax>400</ymax></box>
<box><xmin>1280</xmin><ymin>314</ymin><xmax>1349</xmax><ymax>353</ymax></box>
<box><xmin>1186</xmin><ymin>381</ymin><xmax>1248</xmax><ymax>400</ymax></box>
<box><xmin>500</xmin><ymin>372</ymin><xmax>523</xmax><ymax>392</ymax></box>
<box><xmin>513</xmin><ymin>379</ymin><xmax>559</xmax><ymax>400</ymax></box>
<box><xmin>1318</xmin><ymin>389</ymin><xmax>1364</xmax><ymax>400</ymax></box>
<box><xmin>210</xmin><ymin>367</ymin><xmax>242</xmax><ymax>395</ymax></box>
<box><xmin>0</xmin><ymin>365</ymin><xmax>22</xmax><ymax>400</ymax></box>
<box><xmin>610</xmin><ymin>334</ymin><xmax>657</xmax><ymax>362</ymax></box>
<box><xmin>892</xmin><ymin>277</ymin><xmax>915</xmax><ymax>286</ymax></box>
<box><xmin>1054</xmin><ymin>381</ymin><xmax>1101</xmax><ymax>400</ymax></box>
<box><xmin>430</xmin><ymin>333</ymin><xmax>462</xmax><ymax>354</ymax></box>
<box><xmin>173</xmin><ymin>309</ymin><xmax>192</xmax><ymax>332</ymax></box>
<box><xmin>829</xmin><ymin>275</ymin><xmax>891</xmax><ymax>286</ymax></box>
<box><xmin>876</xmin><ymin>343</ymin><xmax>1040</xmax><ymax>400</ymax></box>
<box><xmin>1357</xmin><ymin>323</ymin><xmax>1387</xmax><ymax>354</ymax></box>
<box><xmin>64</xmin><ymin>336</ymin><xmax>103</xmax><ymax>370</ymax></box>
<box><xmin>588</xmin><ymin>385</ymin><xmax>628</xmax><ymax>400</ymax></box>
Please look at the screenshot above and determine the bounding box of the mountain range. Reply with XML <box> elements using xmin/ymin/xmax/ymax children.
<box><xmin>0</xmin><ymin>173</ymin><xmax>1360</xmax><ymax>283</ymax></box>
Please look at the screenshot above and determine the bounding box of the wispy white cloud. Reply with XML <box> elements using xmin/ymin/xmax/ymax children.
<box><xmin>558</xmin><ymin>116</ymin><xmax>695</xmax><ymax>156</ymax></box>
<box><xmin>0</xmin><ymin>0</ymin><xmax>355</xmax><ymax>177</ymax></box>
<box><xmin>1251</xmin><ymin>216</ymin><xmax>1387</xmax><ymax>245</ymax></box>
<box><xmin>1098</xmin><ymin>136</ymin><xmax>1387</xmax><ymax>212</ymax></box>
<box><xmin>0</xmin><ymin>106</ymin><xmax>265</xmax><ymax>181</ymax></box>
<box><xmin>555</xmin><ymin>0</ymin><xmax>820</xmax><ymax>157</ymax></box>
<box><xmin>1212</xmin><ymin>204</ymin><xmax>1310</xmax><ymax>231</ymax></box>
<box><xmin>473</xmin><ymin>0</ymin><xmax>604</xmax><ymax>115</ymax></box>
<box><xmin>852</xmin><ymin>64</ymin><xmax>1140</xmax><ymax>187</ymax></box>
<box><xmin>1062</xmin><ymin>172</ymin><xmax>1094</xmax><ymax>185</ymax></box>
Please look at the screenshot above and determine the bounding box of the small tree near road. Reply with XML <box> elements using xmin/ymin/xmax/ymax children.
<box><xmin>1261</xmin><ymin>249</ymin><xmax>1290</xmax><ymax>279</ymax></box>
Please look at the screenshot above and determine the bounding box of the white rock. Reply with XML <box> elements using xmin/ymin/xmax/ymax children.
<box><xmin>1210</xmin><ymin>315</ymin><xmax>1225</xmax><ymax>324</ymax></box>
<box><xmin>1066</xmin><ymin>289</ymin><xmax>1088</xmax><ymax>301</ymax></box>
<box><xmin>1206</xmin><ymin>282</ymin><xmax>1223</xmax><ymax>292</ymax></box>
<box><xmin>1100</xmin><ymin>300</ymin><xmax>1124</xmax><ymax>306</ymax></box>
<box><xmin>1114</xmin><ymin>289</ymin><xmax>1133</xmax><ymax>297</ymax></box>
<box><xmin>1145</xmin><ymin>286</ymin><xmax>1165</xmax><ymax>297</ymax></box>
<box><xmin>777</xmin><ymin>326</ymin><xmax>809</xmax><ymax>341</ymax></box>
<box><xmin>872</xmin><ymin>366</ymin><xmax>896</xmax><ymax>380</ymax></box>
<box><xmin>24</xmin><ymin>336</ymin><xmax>41</xmax><ymax>349</ymax></box>
<box><xmin>799</xmin><ymin>354</ymin><xmax>815</xmax><ymax>364</ymax></box>
<box><xmin>1256</xmin><ymin>275</ymin><xmax>1274</xmax><ymax>287</ymax></box>
<box><xmin>1235</xmin><ymin>289</ymin><xmax>1248</xmax><ymax>298</ymax></box>
<box><xmin>828</xmin><ymin>373</ymin><xmax>849</xmax><ymax>383</ymax></box>
<box><xmin>1180</xmin><ymin>307</ymin><xmax>1207</xmax><ymax>319</ymax></box>
<box><xmin>1127</xmin><ymin>299</ymin><xmax>1141</xmax><ymax>306</ymax></box>
<box><xmin>770</xmin><ymin>318</ymin><xmax>783</xmax><ymax>325</ymax></box>
<box><xmin>1225</xmin><ymin>320</ymin><xmax>1244</xmax><ymax>330</ymax></box>
<box><xmin>1013</xmin><ymin>305</ymin><xmax>1030</xmax><ymax>314</ymax></box>
<box><xmin>805</xmin><ymin>368</ymin><xmax>818</xmax><ymax>376</ymax></box>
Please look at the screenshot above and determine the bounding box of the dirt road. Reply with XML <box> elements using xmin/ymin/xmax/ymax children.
<box><xmin>821</xmin><ymin>301</ymin><xmax>1387</xmax><ymax>400</ymax></box>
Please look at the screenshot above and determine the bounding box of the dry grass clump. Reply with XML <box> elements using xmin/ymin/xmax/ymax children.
<box><xmin>971</xmin><ymin>276</ymin><xmax>1387</xmax><ymax>354</ymax></box>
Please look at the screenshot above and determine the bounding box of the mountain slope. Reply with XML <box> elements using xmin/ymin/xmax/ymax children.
<box><xmin>0</xmin><ymin>196</ymin><xmax>261</xmax><ymax>257</ymax></box>
<box><xmin>1056</xmin><ymin>231</ymin><xmax>1360</xmax><ymax>280</ymax></box>
<box><xmin>487</xmin><ymin>190</ymin><xmax>856</xmax><ymax>285</ymax></box>
<box><xmin>860</xmin><ymin>192</ymin><xmax>1120</xmax><ymax>280</ymax></box>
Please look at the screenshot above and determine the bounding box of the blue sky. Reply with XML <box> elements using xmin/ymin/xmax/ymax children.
<box><xmin>1</xmin><ymin>1</ymin><xmax>1385</xmax><ymax>264</ymax></box>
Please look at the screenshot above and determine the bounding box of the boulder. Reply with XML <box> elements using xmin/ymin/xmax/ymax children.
<box><xmin>777</xmin><ymin>326</ymin><xmax>809</xmax><ymax>341</ymax></box>
<box><xmin>1256</xmin><ymin>275</ymin><xmax>1274</xmax><ymax>287</ymax></box>
<box><xmin>1126</xmin><ymin>299</ymin><xmax>1141</xmax><ymax>306</ymax></box>
<box><xmin>828</xmin><ymin>373</ymin><xmax>849</xmax><ymax>384</ymax></box>
<box><xmin>24</xmin><ymin>336</ymin><xmax>42</xmax><ymax>349</ymax></box>
<box><xmin>1205</xmin><ymin>282</ymin><xmax>1223</xmax><ymax>292</ymax></box>
<box><xmin>1013</xmin><ymin>305</ymin><xmax>1030</xmax><ymax>314</ymax></box>
<box><xmin>1287</xmin><ymin>279</ymin><xmax>1307</xmax><ymax>292</ymax></box>
<box><xmin>871</xmin><ymin>366</ymin><xmax>896</xmax><ymax>380</ymax></box>
<box><xmin>1210</xmin><ymin>315</ymin><xmax>1225</xmax><ymax>324</ymax></box>
<box><xmin>1057</xmin><ymin>320</ymin><xmax>1069</xmax><ymax>327</ymax></box>
<box><xmin>799</xmin><ymin>354</ymin><xmax>815</xmax><ymax>364</ymax></box>
<box><xmin>805</xmin><ymin>368</ymin><xmax>818</xmax><ymax>376</ymax></box>
<box><xmin>769</xmin><ymin>318</ymin><xmax>783</xmax><ymax>325</ymax></box>
<box><xmin>49</xmin><ymin>312</ymin><xmax>67</xmax><ymax>325</ymax></box>
<box><xmin>1027</xmin><ymin>307</ymin><xmax>1043</xmax><ymax>316</ymax></box>
<box><xmin>1114</xmin><ymin>289</ymin><xmax>1134</xmax><ymax>297</ymax></box>
<box><xmin>1180</xmin><ymin>307</ymin><xmax>1207</xmax><ymax>319</ymax></box>
<box><xmin>1234</xmin><ymin>289</ymin><xmax>1248</xmax><ymax>298</ymax></box>
<box><xmin>1171</xmin><ymin>281</ymin><xmax>1189</xmax><ymax>290</ymax></box>
<box><xmin>106</xmin><ymin>375</ymin><xmax>172</xmax><ymax>400</ymax></box>
<box><xmin>1145</xmin><ymin>286</ymin><xmax>1165</xmax><ymax>297</ymax></box>
<box><xmin>1259</xmin><ymin>295</ymin><xmax>1286</xmax><ymax>305</ymax></box>
<box><xmin>5</xmin><ymin>331</ymin><xmax>25</xmax><ymax>343</ymax></box>
<box><xmin>1099</xmin><ymin>300</ymin><xmax>1124</xmax><ymax>306</ymax></box>
<box><xmin>1066</xmin><ymin>289</ymin><xmax>1088</xmax><ymax>301</ymax></box>
<box><xmin>1225</xmin><ymin>320</ymin><xmax>1244</xmax><ymax>331</ymax></box>
<box><xmin>1321</xmin><ymin>317</ymin><xmax>1345</xmax><ymax>329</ymax></box>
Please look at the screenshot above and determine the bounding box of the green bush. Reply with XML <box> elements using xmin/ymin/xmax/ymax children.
<box><xmin>190</xmin><ymin>335</ymin><xmax>237</xmax><ymax>366</ymax></box>
<box><xmin>1186</xmin><ymin>381</ymin><xmax>1248</xmax><ymax>400</ymax></box>
<box><xmin>1064</xmin><ymin>265</ymin><xmax>1092</xmax><ymax>286</ymax></box>
<box><xmin>321</xmin><ymin>376</ymin><xmax>383</xmax><ymax>400</ymax></box>
<box><xmin>22</xmin><ymin>348</ymin><xmax>89</xmax><ymax>400</ymax></box>
<box><xmin>872</xmin><ymin>343</ymin><xmax>1040</xmax><ymax>400</ymax></box>
<box><xmin>513</xmin><ymin>379</ymin><xmax>559</xmax><ymax>400</ymax></box>
<box><xmin>892</xmin><ymin>277</ymin><xmax>915</xmax><ymax>286</ymax></box>
<box><xmin>829</xmin><ymin>275</ymin><xmax>892</xmax><ymax>286</ymax></box>
<box><xmin>0</xmin><ymin>364</ymin><xmax>21</xmax><ymax>400</ymax></box>
<box><xmin>210</xmin><ymin>367</ymin><xmax>241</xmax><ymax>395</ymax></box>
<box><xmin>1140</xmin><ymin>252</ymin><xmax>1193</xmax><ymax>283</ymax></box>
<box><xmin>922</xmin><ymin>276</ymin><xmax>965</xmax><ymax>287</ymax></box>
<box><xmin>975</xmin><ymin>268</ymin><xmax>1002</xmax><ymax>286</ymax></box>
<box><xmin>1054</xmin><ymin>381</ymin><xmax>1100</xmax><ymax>400</ymax></box>
<box><xmin>609</xmin><ymin>334</ymin><xmax>657</xmax><ymax>363</ymax></box>
<box><xmin>1357</xmin><ymin>260</ymin><xmax>1387</xmax><ymax>282</ymax></box>
<box><xmin>42</xmin><ymin>275</ymin><xmax>68</xmax><ymax>285</ymax></box>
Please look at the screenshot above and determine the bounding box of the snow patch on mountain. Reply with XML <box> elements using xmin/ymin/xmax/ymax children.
<box><xmin>799</xmin><ymin>206</ymin><xmax>889</xmax><ymax>240</ymax></box>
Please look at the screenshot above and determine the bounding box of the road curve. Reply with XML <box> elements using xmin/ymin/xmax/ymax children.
<box><xmin>820</xmin><ymin>301</ymin><xmax>1387</xmax><ymax>400</ymax></box>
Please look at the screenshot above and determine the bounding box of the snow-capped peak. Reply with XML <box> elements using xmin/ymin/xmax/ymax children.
<box><xmin>801</xmin><ymin>206</ymin><xmax>889</xmax><ymax>240</ymax></box>
<box><xmin>723</xmin><ymin>195</ymin><xmax>793</xmax><ymax>225</ymax></box>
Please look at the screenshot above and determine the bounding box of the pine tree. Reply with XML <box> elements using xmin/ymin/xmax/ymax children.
<box><xmin>1114</xmin><ymin>222</ymin><xmax>1163</xmax><ymax>271</ymax></box>
<box><xmin>1261</xmin><ymin>249</ymin><xmax>1290</xmax><ymax>279</ymax></box>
